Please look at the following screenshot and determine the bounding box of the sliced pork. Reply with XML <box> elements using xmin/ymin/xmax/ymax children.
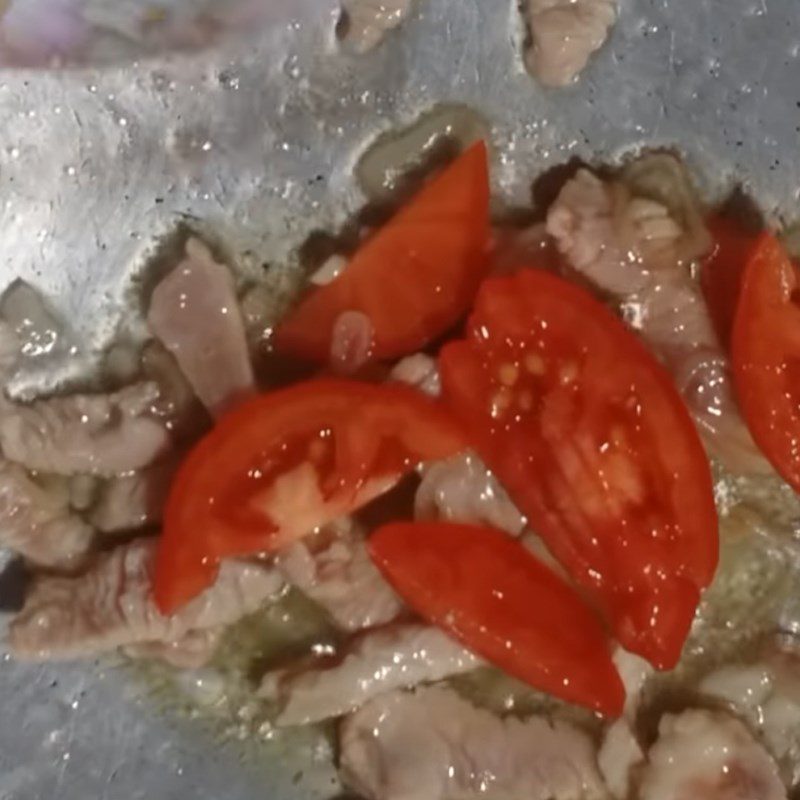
<box><xmin>546</xmin><ymin>159</ymin><xmax>768</xmax><ymax>474</ymax></box>
<box><xmin>339</xmin><ymin>0</ymin><xmax>413</xmax><ymax>54</ymax></box>
<box><xmin>0</xmin><ymin>458</ymin><xmax>93</xmax><ymax>569</ymax></box>
<box><xmin>8</xmin><ymin>538</ymin><xmax>284</xmax><ymax>660</ymax></box>
<box><xmin>261</xmin><ymin>623</ymin><xmax>481</xmax><ymax>726</ymax></box>
<box><xmin>699</xmin><ymin>649</ymin><xmax>800</xmax><ymax>786</ymax></box>
<box><xmin>148</xmin><ymin>237</ymin><xmax>255</xmax><ymax>418</ymax></box>
<box><xmin>0</xmin><ymin>381</ymin><xmax>170</xmax><ymax>477</ymax></box>
<box><xmin>639</xmin><ymin>709</ymin><xmax>787</xmax><ymax>800</ymax></box>
<box><xmin>415</xmin><ymin>452</ymin><xmax>526</xmax><ymax>536</ymax></box>
<box><xmin>275</xmin><ymin>521</ymin><xmax>403</xmax><ymax>632</ymax></box>
<box><xmin>123</xmin><ymin>628</ymin><xmax>222</xmax><ymax>670</ymax></box>
<box><xmin>523</xmin><ymin>0</ymin><xmax>617</xmax><ymax>87</ymax></box>
<box><xmin>89</xmin><ymin>456</ymin><xmax>180</xmax><ymax>534</ymax></box>
<box><xmin>339</xmin><ymin>686</ymin><xmax>607</xmax><ymax>800</ymax></box>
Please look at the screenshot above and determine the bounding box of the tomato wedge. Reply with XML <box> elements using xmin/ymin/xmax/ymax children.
<box><xmin>275</xmin><ymin>141</ymin><xmax>490</xmax><ymax>366</ymax></box>
<box><xmin>369</xmin><ymin>522</ymin><xmax>625</xmax><ymax>716</ymax></box>
<box><xmin>154</xmin><ymin>379</ymin><xmax>467</xmax><ymax>614</ymax></box>
<box><xmin>439</xmin><ymin>270</ymin><xmax>718</xmax><ymax>669</ymax></box>
<box><xmin>732</xmin><ymin>233</ymin><xmax>800</xmax><ymax>492</ymax></box>
<box><xmin>701</xmin><ymin>216</ymin><xmax>759</xmax><ymax>349</ymax></box>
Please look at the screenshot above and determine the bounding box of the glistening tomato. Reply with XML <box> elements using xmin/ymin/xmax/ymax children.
<box><xmin>275</xmin><ymin>141</ymin><xmax>490</xmax><ymax>368</ymax></box>
<box><xmin>732</xmin><ymin>233</ymin><xmax>800</xmax><ymax>492</ymax></box>
<box><xmin>370</xmin><ymin>522</ymin><xmax>625</xmax><ymax>716</ymax></box>
<box><xmin>439</xmin><ymin>270</ymin><xmax>718</xmax><ymax>669</ymax></box>
<box><xmin>153</xmin><ymin>379</ymin><xmax>466</xmax><ymax>614</ymax></box>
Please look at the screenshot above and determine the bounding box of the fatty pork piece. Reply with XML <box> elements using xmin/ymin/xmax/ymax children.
<box><xmin>339</xmin><ymin>0</ymin><xmax>413</xmax><ymax>53</ymax></box>
<box><xmin>123</xmin><ymin>628</ymin><xmax>223</xmax><ymax>670</ymax></box>
<box><xmin>0</xmin><ymin>459</ymin><xmax>93</xmax><ymax>568</ymax></box>
<box><xmin>546</xmin><ymin>160</ymin><xmax>768</xmax><ymax>475</ymax></box>
<box><xmin>89</xmin><ymin>456</ymin><xmax>181</xmax><ymax>534</ymax></box>
<box><xmin>639</xmin><ymin>709</ymin><xmax>787</xmax><ymax>800</ymax></box>
<box><xmin>8</xmin><ymin>538</ymin><xmax>284</xmax><ymax>660</ymax></box>
<box><xmin>261</xmin><ymin>623</ymin><xmax>481</xmax><ymax>726</ymax></box>
<box><xmin>148</xmin><ymin>237</ymin><xmax>255</xmax><ymax>418</ymax></box>
<box><xmin>523</xmin><ymin>0</ymin><xmax>617</xmax><ymax>88</ymax></box>
<box><xmin>0</xmin><ymin>381</ymin><xmax>170</xmax><ymax>477</ymax></box>
<box><xmin>415</xmin><ymin>451</ymin><xmax>526</xmax><ymax>536</ymax></box>
<box><xmin>340</xmin><ymin>686</ymin><xmax>607</xmax><ymax>800</ymax></box>
<box><xmin>699</xmin><ymin>649</ymin><xmax>800</xmax><ymax>786</ymax></box>
<box><xmin>275</xmin><ymin>522</ymin><xmax>403</xmax><ymax>632</ymax></box>
<box><xmin>598</xmin><ymin>648</ymin><xmax>652</xmax><ymax>798</ymax></box>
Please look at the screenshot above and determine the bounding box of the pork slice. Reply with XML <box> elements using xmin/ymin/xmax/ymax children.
<box><xmin>123</xmin><ymin>628</ymin><xmax>223</xmax><ymax>670</ymax></box>
<box><xmin>597</xmin><ymin>648</ymin><xmax>650</xmax><ymax>798</ymax></box>
<box><xmin>0</xmin><ymin>381</ymin><xmax>170</xmax><ymax>477</ymax></box>
<box><xmin>340</xmin><ymin>686</ymin><xmax>608</xmax><ymax>800</ymax></box>
<box><xmin>148</xmin><ymin>237</ymin><xmax>255</xmax><ymax>418</ymax></box>
<box><xmin>8</xmin><ymin>538</ymin><xmax>284</xmax><ymax>660</ymax></box>
<box><xmin>415</xmin><ymin>451</ymin><xmax>526</xmax><ymax>536</ymax></box>
<box><xmin>0</xmin><ymin>458</ymin><xmax>93</xmax><ymax>568</ymax></box>
<box><xmin>524</xmin><ymin>0</ymin><xmax>617</xmax><ymax>88</ymax></box>
<box><xmin>275</xmin><ymin>522</ymin><xmax>403</xmax><ymax>632</ymax></box>
<box><xmin>339</xmin><ymin>0</ymin><xmax>413</xmax><ymax>53</ymax></box>
<box><xmin>90</xmin><ymin>456</ymin><xmax>180</xmax><ymax>534</ymax></box>
<box><xmin>261</xmin><ymin>623</ymin><xmax>481</xmax><ymax>726</ymax></box>
<box><xmin>639</xmin><ymin>709</ymin><xmax>787</xmax><ymax>800</ymax></box>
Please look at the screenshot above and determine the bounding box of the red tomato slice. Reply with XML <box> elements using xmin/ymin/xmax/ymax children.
<box><xmin>369</xmin><ymin>522</ymin><xmax>625</xmax><ymax>716</ymax></box>
<box><xmin>439</xmin><ymin>270</ymin><xmax>718</xmax><ymax>669</ymax></box>
<box><xmin>701</xmin><ymin>217</ymin><xmax>759</xmax><ymax>349</ymax></box>
<box><xmin>154</xmin><ymin>379</ymin><xmax>467</xmax><ymax>614</ymax></box>
<box><xmin>275</xmin><ymin>141</ymin><xmax>490</xmax><ymax>366</ymax></box>
<box><xmin>732</xmin><ymin>233</ymin><xmax>800</xmax><ymax>492</ymax></box>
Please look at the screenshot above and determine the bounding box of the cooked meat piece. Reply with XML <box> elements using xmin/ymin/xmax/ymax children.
<box><xmin>123</xmin><ymin>628</ymin><xmax>222</xmax><ymax>670</ymax></box>
<box><xmin>148</xmin><ymin>237</ymin><xmax>255</xmax><ymax>418</ymax></box>
<box><xmin>0</xmin><ymin>319</ymin><xmax>20</xmax><ymax>378</ymax></box>
<box><xmin>0</xmin><ymin>382</ymin><xmax>170</xmax><ymax>477</ymax></box>
<box><xmin>639</xmin><ymin>710</ymin><xmax>787</xmax><ymax>800</ymax></box>
<box><xmin>0</xmin><ymin>279</ymin><xmax>82</xmax><ymax>397</ymax></box>
<box><xmin>599</xmin><ymin>719</ymin><xmax>643</xmax><ymax>799</ymax></box>
<box><xmin>0</xmin><ymin>458</ymin><xmax>93</xmax><ymax>568</ymax></box>
<box><xmin>546</xmin><ymin>163</ymin><xmax>768</xmax><ymax>474</ymax></box>
<box><xmin>8</xmin><ymin>538</ymin><xmax>284</xmax><ymax>660</ymax></box>
<box><xmin>597</xmin><ymin>648</ymin><xmax>650</xmax><ymax>798</ymax></box>
<box><xmin>90</xmin><ymin>457</ymin><xmax>180</xmax><ymax>534</ymax></box>
<box><xmin>140</xmin><ymin>341</ymin><xmax>209</xmax><ymax>441</ymax></box>
<box><xmin>699</xmin><ymin>650</ymin><xmax>800</xmax><ymax>786</ymax></box>
<box><xmin>523</xmin><ymin>0</ymin><xmax>617</xmax><ymax>87</ymax></box>
<box><xmin>415</xmin><ymin>451</ymin><xmax>526</xmax><ymax>536</ymax></box>
<box><xmin>339</xmin><ymin>0</ymin><xmax>413</xmax><ymax>53</ymax></box>
<box><xmin>262</xmin><ymin>623</ymin><xmax>481</xmax><ymax>726</ymax></box>
<box><xmin>389</xmin><ymin>353</ymin><xmax>441</xmax><ymax>396</ymax></box>
<box><xmin>339</xmin><ymin>686</ymin><xmax>607</xmax><ymax>800</ymax></box>
<box><xmin>275</xmin><ymin>521</ymin><xmax>403</xmax><ymax>632</ymax></box>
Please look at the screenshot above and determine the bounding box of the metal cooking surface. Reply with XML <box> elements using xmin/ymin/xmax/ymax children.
<box><xmin>1</xmin><ymin>0</ymin><xmax>800</xmax><ymax>797</ymax></box>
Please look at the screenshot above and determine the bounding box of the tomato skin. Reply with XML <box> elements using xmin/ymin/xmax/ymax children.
<box><xmin>369</xmin><ymin>522</ymin><xmax>625</xmax><ymax>716</ymax></box>
<box><xmin>732</xmin><ymin>233</ymin><xmax>800</xmax><ymax>492</ymax></box>
<box><xmin>701</xmin><ymin>217</ymin><xmax>759</xmax><ymax>349</ymax></box>
<box><xmin>439</xmin><ymin>270</ymin><xmax>718</xmax><ymax>669</ymax></box>
<box><xmin>154</xmin><ymin>379</ymin><xmax>467</xmax><ymax>614</ymax></box>
<box><xmin>275</xmin><ymin>141</ymin><xmax>490</xmax><ymax>365</ymax></box>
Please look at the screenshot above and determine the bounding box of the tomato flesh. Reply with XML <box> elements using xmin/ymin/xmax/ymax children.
<box><xmin>275</xmin><ymin>141</ymin><xmax>490</xmax><ymax>365</ymax></box>
<box><xmin>439</xmin><ymin>270</ymin><xmax>718</xmax><ymax>669</ymax></box>
<box><xmin>370</xmin><ymin>522</ymin><xmax>625</xmax><ymax>716</ymax></box>
<box><xmin>732</xmin><ymin>233</ymin><xmax>800</xmax><ymax>492</ymax></box>
<box><xmin>154</xmin><ymin>379</ymin><xmax>467</xmax><ymax>613</ymax></box>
